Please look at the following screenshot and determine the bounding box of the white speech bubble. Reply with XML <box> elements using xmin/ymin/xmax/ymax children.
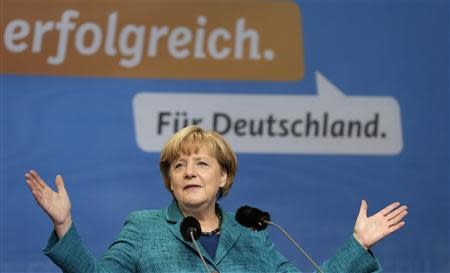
<box><xmin>132</xmin><ymin>71</ymin><xmax>403</xmax><ymax>155</ymax></box>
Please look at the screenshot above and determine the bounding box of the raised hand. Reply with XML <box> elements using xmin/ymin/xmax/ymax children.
<box><xmin>353</xmin><ymin>200</ymin><xmax>407</xmax><ymax>250</ymax></box>
<box><xmin>25</xmin><ymin>170</ymin><xmax>72</xmax><ymax>238</ymax></box>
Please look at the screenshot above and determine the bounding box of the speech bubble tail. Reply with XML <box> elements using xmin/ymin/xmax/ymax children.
<box><xmin>315</xmin><ymin>70</ymin><xmax>345</xmax><ymax>98</ymax></box>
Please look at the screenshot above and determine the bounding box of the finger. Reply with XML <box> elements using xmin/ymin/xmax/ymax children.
<box><xmin>386</xmin><ymin>205</ymin><xmax>408</xmax><ymax>221</ymax></box>
<box><xmin>26</xmin><ymin>179</ymin><xmax>39</xmax><ymax>195</ymax></box>
<box><xmin>357</xmin><ymin>200</ymin><xmax>368</xmax><ymax>219</ymax></box>
<box><xmin>387</xmin><ymin>221</ymin><xmax>405</xmax><ymax>235</ymax></box>
<box><xmin>28</xmin><ymin>170</ymin><xmax>41</xmax><ymax>181</ymax></box>
<box><xmin>25</xmin><ymin>177</ymin><xmax>39</xmax><ymax>191</ymax></box>
<box><xmin>26</xmin><ymin>171</ymin><xmax>42</xmax><ymax>189</ymax></box>
<box><xmin>25</xmin><ymin>173</ymin><xmax>44</xmax><ymax>191</ymax></box>
<box><xmin>32</xmin><ymin>189</ymin><xmax>44</xmax><ymax>203</ymax></box>
<box><xmin>55</xmin><ymin>175</ymin><xmax>66</xmax><ymax>194</ymax></box>
<box><xmin>26</xmin><ymin>180</ymin><xmax>44</xmax><ymax>203</ymax></box>
<box><xmin>389</xmin><ymin>210</ymin><xmax>408</xmax><ymax>226</ymax></box>
<box><xmin>380</xmin><ymin>202</ymin><xmax>401</xmax><ymax>216</ymax></box>
<box><xmin>30</xmin><ymin>170</ymin><xmax>48</xmax><ymax>188</ymax></box>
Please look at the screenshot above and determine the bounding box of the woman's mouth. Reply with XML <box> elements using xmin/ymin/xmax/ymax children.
<box><xmin>184</xmin><ymin>184</ymin><xmax>201</xmax><ymax>190</ymax></box>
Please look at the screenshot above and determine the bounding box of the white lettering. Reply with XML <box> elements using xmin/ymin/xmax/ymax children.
<box><xmin>168</xmin><ymin>27</ymin><xmax>192</xmax><ymax>59</ymax></box>
<box><xmin>105</xmin><ymin>12</ymin><xmax>118</xmax><ymax>56</ymax></box>
<box><xmin>147</xmin><ymin>26</ymin><xmax>169</xmax><ymax>57</ymax></box>
<box><xmin>3</xmin><ymin>12</ymin><xmax>274</xmax><ymax>68</ymax></box>
<box><xmin>234</xmin><ymin>18</ymin><xmax>260</xmax><ymax>60</ymax></box>
<box><xmin>4</xmin><ymin>19</ymin><xmax>30</xmax><ymax>53</ymax></box>
<box><xmin>48</xmin><ymin>9</ymin><xmax>79</xmax><ymax>65</ymax></box>
<box><xmin>208</xmin><ymin>28</ymin><xmax>231</xmax><ymax>60</ymax></box>
<box><xmin>119</xmin><ymin>25</ymin><xmax>145</xmax><ymax>67</ymax></box>
<box><xmin>193</xmin><ymin>15</ymin><xmax>207</xmax><ymax>59</ymax></box>
<box><xmin>75</xmin><ymin>23</ymin><xmax>102</xmax><ymax>55</ymax></box>
<box><xmin>32</xmin><ymin>21</ymin><xmax>54</xmax><ymax>53</ymax></box>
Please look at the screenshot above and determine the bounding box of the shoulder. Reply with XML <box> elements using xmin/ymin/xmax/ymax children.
<box><xmin>127</xmin><ymin>209</ymin><xmax>164</xmax><ymax>221</ymax></box>
<box><xmin>122</xmin><ymin>209</ymin><xmax>166</xmax><ymax>233</ymax></box>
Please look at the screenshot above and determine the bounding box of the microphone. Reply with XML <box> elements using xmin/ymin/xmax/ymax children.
<box><xmin>180</xmin><ymin>216</ymin><xmax>211</xmax><ymax>273</ymax></box>
<box><xmin>180</xmin><ymin>216</ymin><xmax>201</xmax><ymax>241</ymax></box>
<box><xmin>235</xmin><ymin>205</ymin><xmax>270</xmax><ymax>231</ymax></box>
<box><xmin>235</xmin><ymin>206</ymin><xmax>324</xmax><ymax>273</ymax></box>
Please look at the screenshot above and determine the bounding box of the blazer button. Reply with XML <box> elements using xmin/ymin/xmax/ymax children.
<box><xmin>212</xmin><ymin>271</ymin><xmax>219</xmax><ymax>273</ymax></box>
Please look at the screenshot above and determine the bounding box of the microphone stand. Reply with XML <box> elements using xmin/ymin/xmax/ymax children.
<box><xmin>266</xmin><ymin>221</ymin><xmax>325</xmax><ymax>273</ymax></box>
<box><xmin>190</xmin><ymin>231</ymin><xmax>211</xmax><ymax>273</ymax></box>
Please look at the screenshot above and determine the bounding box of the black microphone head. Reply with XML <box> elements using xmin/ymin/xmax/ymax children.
<box><xmin>180</xmin><ymin>216</ymin><xmax>202</xmax><ymax>241</ymax></box>
<box><xmin>235</xmin><ymin>205</ymin><xmax>271</xmax><ymax>231</ymax></box>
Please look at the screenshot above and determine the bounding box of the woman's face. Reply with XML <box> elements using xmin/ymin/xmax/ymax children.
<box><xmin>169</xmin><ymin>146</ymin><xmax>227</xmax><ymax>211</ymax></box>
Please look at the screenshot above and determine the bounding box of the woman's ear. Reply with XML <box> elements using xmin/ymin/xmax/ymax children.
<box><xmin>169</xmin><ymin>176</ymin><xmax>174</xmax><ymax>191</ymax></box>
<box><xmin>220</xmin><ymin>172</ymin><xmax>227</xmax><ymax>187</ymax></box>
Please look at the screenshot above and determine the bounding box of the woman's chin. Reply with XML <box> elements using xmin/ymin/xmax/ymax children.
<box><xmin>180</xmin><ymin>194</ymin><xmax>210</xmax><ymax>209</ymax></box>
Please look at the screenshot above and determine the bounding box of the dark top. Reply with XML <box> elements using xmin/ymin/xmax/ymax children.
<box><xmin>199</xmin><ymin>233</ymin><xmax>220</xmax><ymax>259</ymax></box>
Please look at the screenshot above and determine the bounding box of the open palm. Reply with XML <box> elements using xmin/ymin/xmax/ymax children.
<box><xmin>353</xmin><ymin>200</ymin><xmax>407</xmax><ymax>250</ymax></box>
<box><xmin>25</xmin><ymin>170</ymin><xmax>72</xmax><ymax>228</ymax></box>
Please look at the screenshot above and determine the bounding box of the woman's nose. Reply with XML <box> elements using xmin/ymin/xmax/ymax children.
<box><xmin>184</xmin><ymin>163</ymin><xmax>196</xmax><ymax>178</ymax></box>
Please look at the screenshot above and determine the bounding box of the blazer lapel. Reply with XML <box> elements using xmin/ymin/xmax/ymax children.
<box><xmin>165</xmin><ymin>201</ymin><xmax>216</xmax><ymax>265</ymax></box>
<box><xmin>214</xmin><ymin>211</ymin><xmax>242</xmax><ymax>265</ymax></box>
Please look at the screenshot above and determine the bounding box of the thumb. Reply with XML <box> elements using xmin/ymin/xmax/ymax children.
<box><xmin>358</xmin><ymin>200</ymin><xmax>368</xmax><ymax>219</ymax></box>
<box><xmin>55</xmin><ymin>175</ymin><xmax>66</xmax><ymax>193</ymax></box>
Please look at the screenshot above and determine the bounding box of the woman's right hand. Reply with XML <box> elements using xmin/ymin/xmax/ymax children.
<box><xmin>25</xmin><ymin>170</ymin><xmax>72</xmax><ymax>239</ymax></box>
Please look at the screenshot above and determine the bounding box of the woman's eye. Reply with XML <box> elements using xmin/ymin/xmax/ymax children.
<box><xmin>198</xmin><ymin>161</ymin><xmax>208</xmax><ymax>166</ymax></box>
<box><xmin>174</xmin><ymin>163</ymin><xmax>184</xmax><ymax>169</ymax></box>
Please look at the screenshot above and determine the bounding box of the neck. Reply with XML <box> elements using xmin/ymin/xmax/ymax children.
<box><xmin>178</xmin><ymin>202</ymin><xmax>219</xmax><ymax>233</ymax></box>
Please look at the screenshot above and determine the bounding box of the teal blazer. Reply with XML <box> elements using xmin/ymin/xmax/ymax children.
<box><xmin>44</xmin><ymin>201</ymin><xmax>382</xmax><ymax>273</ymax></box>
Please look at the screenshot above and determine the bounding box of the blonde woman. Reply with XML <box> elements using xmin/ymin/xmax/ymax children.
<box><xmin>26</xmin><ymin>126</ymin><xmax>407</xmax><ymax>273</ymax></box>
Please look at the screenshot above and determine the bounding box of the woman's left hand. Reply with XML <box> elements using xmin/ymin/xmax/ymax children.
<box><xmin>353</xmin><ymin>200</ymin><xmax>408</xmax><ymax>250</ymax></box>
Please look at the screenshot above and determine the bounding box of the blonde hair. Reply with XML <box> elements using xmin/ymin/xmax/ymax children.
<box><xmin>159</xmin><ymin>126</ymin><xmax>237</xmax><ymax>199</ymax></box>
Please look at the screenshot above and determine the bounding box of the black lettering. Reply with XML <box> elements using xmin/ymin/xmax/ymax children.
<box><xmin>192</xmin><ymin>118</ymin><xmax>203</xmax><ymax>125</ymax></box>
<box><xmin>158</xmin><ymin>112</ymin><xmax>171</xmax><ymax>134</ymax></box>
<box><xmin>279</xmin><ymin>119</ymin><xmax>289</xmax><ymax>137</ymax></box>
<box><xmin>348</xmin><ymin>120</ymin><xmax>362</xmax><ymax>137</ymax></box>
<box><xmin>213</xmin><ymin>113</ymin><xmax>231</xmax><ymax>134</ymax></box>
<box><xmin>322</xmin><ymin>112</ymin><xmax>329</xmax><ymax>137</ymax></box>
<box><xmin>291</xmin><ymin>119</ymin><xmax>303</xmax><ymax>136</ymax></box>
<box><xmin>234</xmin><ymin>119</ymin><xmax>247</xmax><ymax>136</ymax></box>
<box><xmin>249</xmin><ymin>119</ymin><xmax>263</xmax><ymax>136</ymax></box>
<box><xmin>181</xmin><ymin>112</ymin><xmax>190</xmax><ymax>128</ymax></box>
<box><xmin>173</xmin><ymin>112</ymin><xmax>183</xmax><ymax>132</ymax></box>
<box><xmin>365</xmin><ymin>113</ymin><xmax>379</xmax><ymax>138</ymax></box>
<box><xmin>267</xmin><ymin>114</ymin><xmax>276</xmax><ymax>137</ymax></box>
<box><xmin>305</xmin><ymin>112</ymin><xmax>319</xmax><ymax>137</ymax></box>
<box><xmin>331</xmin><ymin>120</ymin><xmax>345</xmax><ymax>137</ymax></box>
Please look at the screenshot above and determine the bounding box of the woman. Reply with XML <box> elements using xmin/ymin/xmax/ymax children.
<box><xmin>26</xmin><ymin>126</ymin><xmax>407</xmax><ymax>273</ymax></box>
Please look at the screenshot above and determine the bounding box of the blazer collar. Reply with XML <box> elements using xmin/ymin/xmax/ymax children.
<box><xmin>165</xmin><ymin>199</ymin><xmax>184</xmax><ymax>223</ymax></box>
<box><xmin>164</xmin><ymin>200</ymin><xmax>242</xmax><ymax>265</ymax></box>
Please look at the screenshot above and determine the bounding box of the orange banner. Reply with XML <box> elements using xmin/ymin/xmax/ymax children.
<box><xmin>1</xmin><ymin>0</ymin><xmax>304</xmax><ymax>81</ymax></box>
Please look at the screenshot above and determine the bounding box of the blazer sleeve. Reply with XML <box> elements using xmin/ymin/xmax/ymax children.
<box><xmin>274</xmin><ymin>235</ymin><xmax>382</xmax><ymax>273</ymax></box>
<box><xmin>43</xmin><ymin>212</ymin><xmax>143</xmax><ymax>273</ymax></box>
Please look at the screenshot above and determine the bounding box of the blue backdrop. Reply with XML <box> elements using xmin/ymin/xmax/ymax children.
<box><xmin>1</xmin><ymin>0</ymin><xmax>448</xmax><ymax>272</ymax></box>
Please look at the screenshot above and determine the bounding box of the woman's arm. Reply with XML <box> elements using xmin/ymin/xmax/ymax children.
<box><xmin>25</xmin><ymin>170</ymin><xmax>142</xmax><ymax>273</ymax></box>
<box><xmin>274</xmin><ymin>200</ymin><xmax>407</xmax><ymax>273</ymax></box>
<box><xmin>43</xmin><ymin>213</ymin><xmax>143</xmax><ymax>273</ymax></box>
